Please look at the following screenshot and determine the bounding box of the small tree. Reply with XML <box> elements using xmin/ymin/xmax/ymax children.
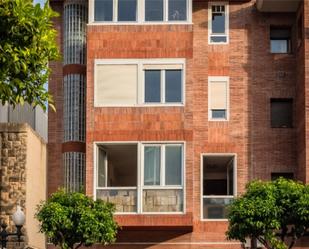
<box><xmin>36</xmin><ymin>190</ymin><xmax>118</xmax><ymax>249</ymax></box>
<box><xmin>0</xmin><ymin>0</ymin><xmax>60</xmax><ymax>111</ymax></box>
<box><xmin>227</xmin><ymin>178</ymin><xmax>309</xmax><ymax>249</ymax></box>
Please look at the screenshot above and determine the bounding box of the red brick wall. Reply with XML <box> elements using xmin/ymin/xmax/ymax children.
<box><xmin>48</xmin><ymin>1</ymin><xmax>64</xmax><ymax>195</ymax></box>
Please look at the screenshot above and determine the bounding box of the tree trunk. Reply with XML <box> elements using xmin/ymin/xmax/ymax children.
<box><xmin>251</xmin><ymin>238</ymin><xmax>257</xmax><ymax>249</ymax></box>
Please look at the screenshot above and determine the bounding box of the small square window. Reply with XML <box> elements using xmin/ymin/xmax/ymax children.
<box><xmin>270</xmin><ymin>27</ymin><xmax>291</xmax><ymax>53</ymax></box>
<box><xmin>270</xmin><ymin>98</ymin><xmax>293</xmax><ymax>128</ymax></box>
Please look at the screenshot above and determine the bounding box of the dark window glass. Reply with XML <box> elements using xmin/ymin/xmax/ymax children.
<box><xmin>95</xmin><ymin>0</ymin><xmax>113</xmax><ymax>21</ymax></box>
<box><xmin>145</xmin><ymin>0</ymin><xmax>163</xmax><ymax>21</ymax></box>
<box><xmin>145</xmin><ymin>70</ymin><xmax>161</xmax><ymax>103</ymax></box>
<box><xmin>118</xmin><ymin>0</ymin><xmax>137</xmax><ymax>21</ymax></box>
<box><xmin>165</xmin><ymin>70</ymin><xmax>182</xmax><ymax>103</ymax></box>
<box><xmin>210</xmin><ymin>36</ymin><xmax>227</xmax><ymax>43</ymax></box>
<box><xmin>270</xmin><ymin>27</ymin><xmax>291</xmax><ymax>53</ymax></box>
<box><xmin>271</xmin><ymin>98</ymin><xmax>293</xmax><ymax>128</ymax></box>
<box><xmin>212</xmin><ymin>110</ymin><xmax>226</xmax><ymax>119</ymax></box>
<box><xmin>271</xmin><ymin>173</ymin><xmax>294</xmax><ymax>181</ymax></box>
<box><xmin>212</xmin><ymin>12</ymin><xmax>225</xmax><ymax>34</ymax></box>
<box><xmin>168</xmin><ymin>0</ymin><xmax>187</xmax><ymax>21</ymax></box>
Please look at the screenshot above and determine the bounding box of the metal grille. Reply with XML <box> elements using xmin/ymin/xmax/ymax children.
<box><xmin>63</xmin><ymin>74</ymin><xmax>86</xmax><ymax>142</ymax></box>
<box><xmin>63</xmin><ymin>2</ymin><xmax>87</xmax><ymax>65</ymax></box>
<box><xmin>63</xmin><ymin>152</ymin><xmax>86</xmax><ymax>192</ymax></box>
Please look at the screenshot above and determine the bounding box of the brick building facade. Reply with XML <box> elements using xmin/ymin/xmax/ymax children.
<box><xmin>48</xmin><ymin>0</ymin><xmax>309</xmax><ymax>248</ymax></box>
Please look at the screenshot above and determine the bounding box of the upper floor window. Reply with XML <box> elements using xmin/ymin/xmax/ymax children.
<box><xmin>208</xmin><ymin>2</ymin><xmax>229</xmax><ymax>44</ymax></box>
<box><xmin>94</xmin><ymin>59</ymin><xmax>185</xmax><ymax>107</ymax></box>
<box><xmin>95</xmin><ymin>0</ymin><xmax>137</xmax><ymax>22</ymax></box>
<box><xmin>144</xmin><ymin>66</ymin><xmax>183</xmax><ymax>104</ymax></box>
<box><xmin>270</xmin><ymin>27</ymin><xmax>291</xmax><ymax>54</ymax></box>
<box><xmin>208</xmin><ymin>77</ymin><xmax>229</xmax><ymax>121</ymax></box>
<box><xmin>92</xmin><ymin>0</ymin><xmax>191</xmax><ymax>23</ymax></box>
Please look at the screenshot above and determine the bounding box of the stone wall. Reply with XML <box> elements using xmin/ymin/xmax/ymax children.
<box><xmin>0</xmin><ymin>123</ymin><xmax>46</xmax><ymax>249</ymax></box>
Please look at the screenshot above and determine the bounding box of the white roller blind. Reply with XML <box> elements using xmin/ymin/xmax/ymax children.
<box><xmin>209</xmin><ymin>81</ymin><xmax>227</xmax><ymax>109</ymax></box>
<box><xmin>95</xmin><ymin>64</ymin><xmax>138</xmax><ymax>106</ymax></box>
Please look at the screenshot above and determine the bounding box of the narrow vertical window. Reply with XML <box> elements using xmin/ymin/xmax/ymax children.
<box><xmin>145</xmin><ymin>70</ymin><xmax>161</xmax><ymax>103</ymax></box>
<box><xmin>165</xmin><ymin>145</ymin><xmax>182</xmax><ymax>185</ymax></box>
<box><xmin>209</xmin><ymin>77</ymin><xmax>229</xmax><ymax>120</ymax></box>
<box><xmin>165</xmin><ymin>70</ymin><xmax>182</xmax><ymax>103</ymax></box>
<box><xmin>145</xmin><ymin>0</ymin><xmax>164</xmax><ymax>21</ymax></box>
<box><xmin>144</xmin><ymin>146</ymin><xmax>161</xmax><ymax>186</ymax></box>
<box><xmin>209</xmin><ymin>3</ymin><xmax>228</xmax><ymax>43</ymax></box>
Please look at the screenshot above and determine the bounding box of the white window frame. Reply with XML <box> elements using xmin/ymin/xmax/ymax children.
<box><xmin>94</xmin><ymin>58</ymin><xmax>186</xmax><ymax>107</ymax></box>
<box><xmin>208</xmin><ymin>2</ymin><xmax>229</xmax><ymax>44</ymax></box>
<box><xmin>89</xmin><ymin>0</ymin><xmax>192</xmax><ymax>24</ymax></box>
<box><xmin>143</xmin><ymin>68</ymin><xmax>184</xmax><ymax>105</ymax></box>
<box><xmin>200</xmin><ymin>153</ymin><xmax>237</xmax><ymax>221</ymax></box>
<box><xmin>208</xmin><ymin>76</ymin><xmax>230</xmax><ymax>121</ymax></box>
<box><xmin>93</xmin><ymin>141</ymin><xmax>186</xmax><ymax>215</ymax></box>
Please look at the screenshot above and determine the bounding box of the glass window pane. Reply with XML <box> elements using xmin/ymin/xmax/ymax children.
<box><xmin>97</xmin><ymin>148</ymin><xmax>106</xmax><ymax>187</ymax></box>
<box><xmin>144</xmin><ymin>147</ymin><xmax>161</xmax><ymax>186</ymax></box>
<box><xmin>210</xmin><ymin>36</ymin><xmax>227</xmax><ymax>43</ymax></box>
<box><xmin>211</xmin><ymin>110</ymin><xmax>226</xmax><ymax>119</ymax></box>
<box><xmin>270</xmin><ymin>40</ymin><xmax>288</xmax><ymax>53</ymax></box>
<box><xmin>145</xmin><ymin>70</ymin><xmax>161</xmax><ymax>103</ymax></box>
<box><xmin>271</xmin><ymin>99</ymin><xmax>293</xmax><ymax>128</ymax></box>
<box><xmin>118</xmin><ymin>0</ymin><xmax>137</xmax><ymax>21</ymax></box>
<box><xmin>95</xmin><ymin>0</ymin><xmax>113</xmax><ymax>21</ymax></box>
<box><xmin>145</xmin><ymin>0</ymin><xmax>163</xmax><ymax>21</ymax></box>
<box><xmin>165</xmin><ymin>70</ymin><xmax>182</xmax><ymax>103</ymax></box>
<box><xmin>212</xmin><ymin>12</ymin><xmax>225</xmax><ymax>34</ymax></box>
<box><xmin>203</xmin><ymin>197</ymin><xmax>233</xmax><ymax>219</ymax></box>
<box><xmin>165</xmin><ymin>146</ymin><xmax>182</xmax><ymax>185</ymax></box>
<box><xmin>168</xmin><ymin>0</ymin><xmax>187</xmax><ymax>21</ymax></box>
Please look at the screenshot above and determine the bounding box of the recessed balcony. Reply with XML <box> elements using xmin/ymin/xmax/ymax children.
<box><xmin>256</xmin><ymin>0</ymin><xmax>302</xmax><ymax>12</ymax></box>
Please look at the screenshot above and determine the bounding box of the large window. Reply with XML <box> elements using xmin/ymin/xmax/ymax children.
<box><xmin>93</xmin><ymin>0</ymin><xmax>190</xmax><ymax>23</ymax></box>
<box><xmin>94</xmin><ymin>59</ymin><xmax>185</xmax><ymax>107</ymax></box>
<box><xmin>202</xmin><ymin>154</ymin><xmax>236</xmax><ymax>220</ymax></box>
<box><xmin>208</xmin><ymin>2</ymin><xmax>229</xmax><ymax>44</ymax></box>
<box><xmin>144</xmin><ymin>68</ymin><xmax>183</xmax><ymax>104</ymax></box>
<box><xmin>208</xmin><ymin>77</ymin><xmax>229</xmax><ymax>121</ymax></box>
<box><xmin>95</xmin><ymin>143</ymin><xmax>184</xmax><ymax>213</ymax></box>
<box><xmin>270</xmin><ymin>27</ymin><xmax>291</xmax><ymax>54</ymax></box>
<box><xmin>270</xmin><ymin>98</ymin><xmax>293</xmax><ymax>128</ymax></box>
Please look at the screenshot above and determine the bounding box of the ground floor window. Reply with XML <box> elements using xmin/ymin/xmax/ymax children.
<box><xmin>202</xmin><ymin>154</ymin><xmax>236</xmax><ymax>220</ymax></box>
<box><xmin>95</xmin><ymin>142</ymin><xmax>184</xmax><ymax>214</ymax></box>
